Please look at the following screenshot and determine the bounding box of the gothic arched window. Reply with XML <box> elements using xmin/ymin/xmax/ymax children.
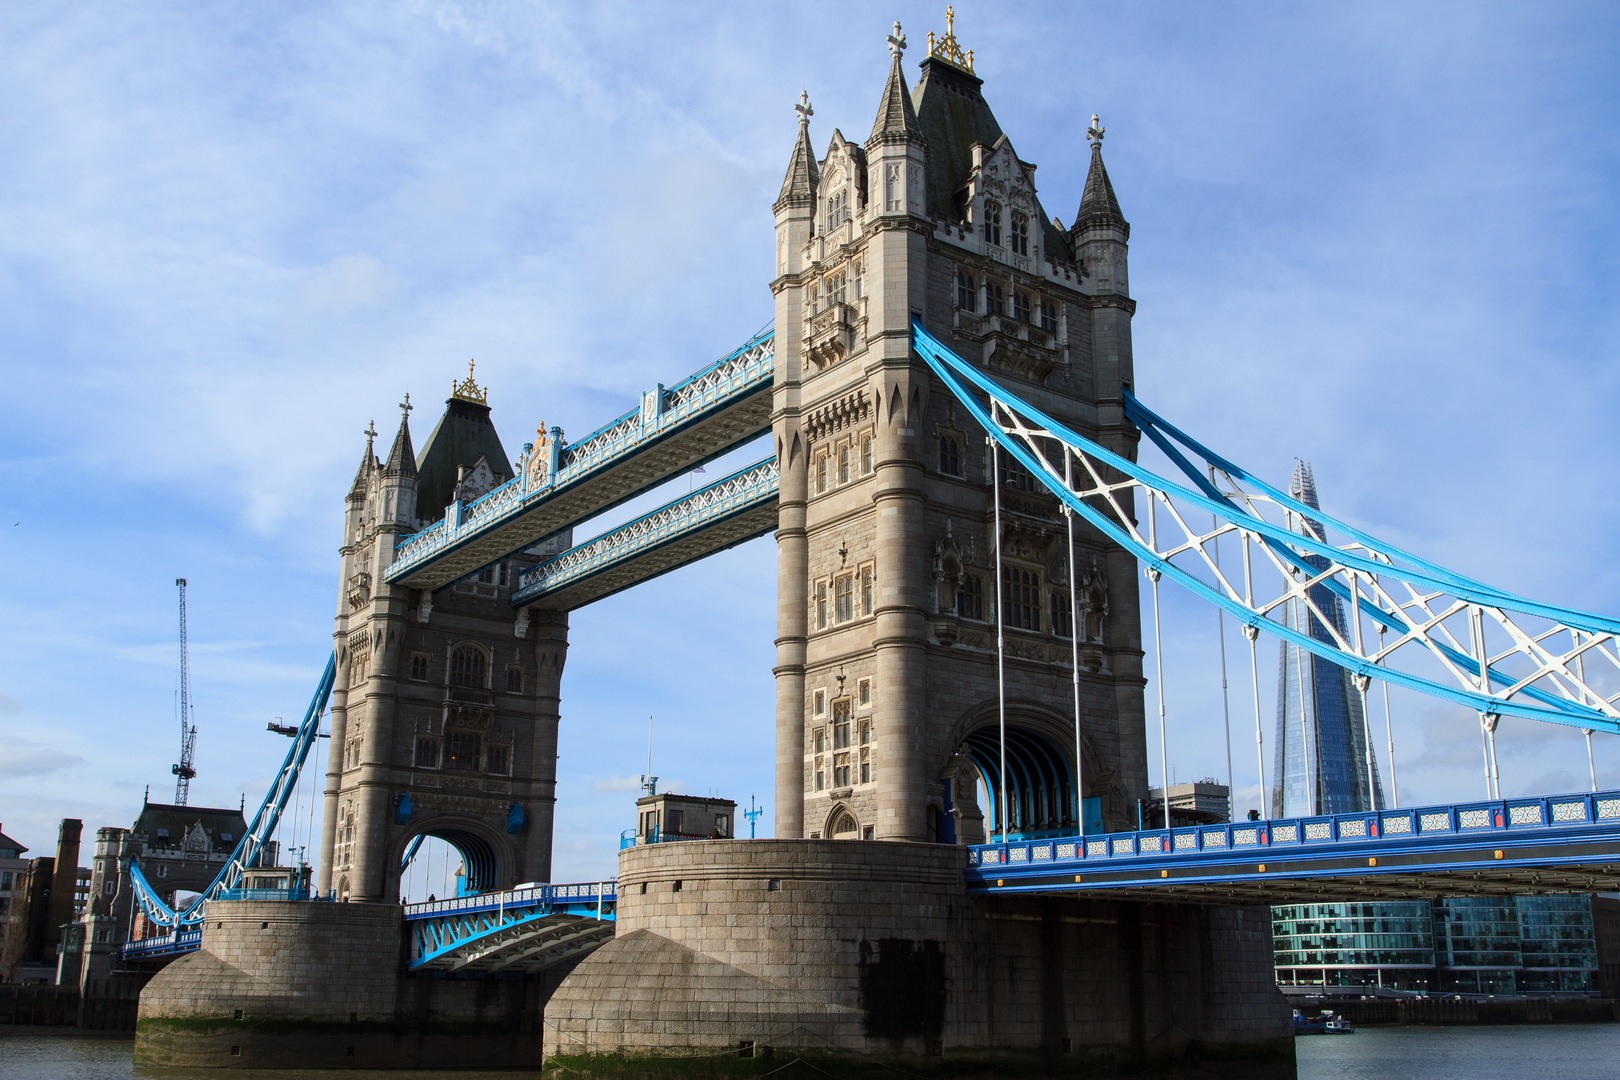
<box><xmin>828</xmin><ymin>808</ymin><xmax>859</xmax><ymax>839</ymax></box>
<box><xmin>982</xmin><ymin>201</ymin><xmax>1003</xmax><ymax>247</ymax></box>
<box><xmin>449</xmin><ymin>646</ymin><xmax>486</xmax><ymax>689</ymax></box>
<box><xmin>1012</xmin><ymin>291</ymin><xmax>1031</xmax><ymax>323</ymax></box>
<box><xmin>1010</xmin><ymin>211</ymin><xmax>1029</xmax><ymax>256</ymax></box>
<box><xmin>956</xmin><ymin>270</ymin><xmax>976</xmax><ymax>311</ymax></box>
<box><xmin>1038</xmin><ymin>300</ymin><xmax>1058</xmax><ymax>333</ymax></box>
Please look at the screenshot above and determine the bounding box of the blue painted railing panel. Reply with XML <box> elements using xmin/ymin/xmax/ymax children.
<box><xmin>966</xmin><ymin>789</ymin><xmax>1620</xmax><ymax>885</ymax></box>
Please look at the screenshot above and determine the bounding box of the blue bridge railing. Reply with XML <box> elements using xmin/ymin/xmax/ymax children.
<box><xmin>967</xmin><ymin>788</ymin><xmax>1620</xmax><ymax>883</ymax></box>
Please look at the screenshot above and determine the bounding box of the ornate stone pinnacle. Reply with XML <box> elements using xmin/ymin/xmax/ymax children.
<box><xmin>926</xmin><ymin>5</ymin><xmax>973</xmax><ymax>73</ymax></box>
<box><xmin>363</xmin><ymin>420</ymin><xmax>378</xmax><ymax>444</ymax></box>
<box><xmin>887</xmin><ymin>21</ymin><xmax>906</xmax><ymax>59</ymax></box>
<box><xmin>1088</xmin><ymin>114</ymin><xmax>1106</xmax><ymax>147</ymax></box>
<box><xmin>399</xmin><ymin>392</ymin><xmax>412</xmax><ymax>416</ymax></box>
<box><xmin>795</xmin><ymin>90</ymin><xmax>813</xmax><ymax>127</ymax></box>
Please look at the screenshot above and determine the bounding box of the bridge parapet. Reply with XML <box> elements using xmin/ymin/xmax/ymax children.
<box><xmin>968</xmin><ymin>788</ymin><xmax>1620</xmax><ymax>903</ymax></box>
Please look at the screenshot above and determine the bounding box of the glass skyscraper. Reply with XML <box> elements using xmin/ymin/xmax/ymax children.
<box><xmin>1271</xmin><ymin>461</ymin><xmax>1384</xmax><ymax>818</ymax></box>
<box><xmin>1268</xmin><ymin>462</ymin><xmax>1596</xmax><ymax>993</ymax></box>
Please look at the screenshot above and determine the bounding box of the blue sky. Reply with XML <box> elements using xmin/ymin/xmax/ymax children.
<box><xmin>1</xmin><ymin>2</ymin><xmax>1617</xmax><ymax>885</ymax></box>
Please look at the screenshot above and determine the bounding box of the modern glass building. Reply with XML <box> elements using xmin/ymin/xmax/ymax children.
<box><xmin>1268</xmin><ymin>463</ymin><xmax>1597</xmax><ymax>993</ymax></box>
<box><xmin>1271</xmin><ymin>461</ymin><xmax>1384</xmax><ymax>818</ymax></box>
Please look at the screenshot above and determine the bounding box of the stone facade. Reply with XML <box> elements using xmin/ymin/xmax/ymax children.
<box><xmin>322</xmin><ymin>375</ymin><xmax>573</xmax><ymax>903</ymax></box>
<box><xmin>135</xmin><ymin>899</ymin><xmax>578</xmax><ymax>1069</ymax></box>
<box><xmin>545</xmin><ymin>839</ymin><xmax>1293</xmax><ymax>1072</ymax></box>
<box><xmin>771</xmin><ymin>28</ymin><xmax>1146</xmax><ymax>848</ymax></box>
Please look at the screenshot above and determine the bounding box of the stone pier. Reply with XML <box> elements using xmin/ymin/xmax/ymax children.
<box><xmin>544</xmin><ymin>839</ymin><xmax>1295</xmax><ymax>1077</ymax></box>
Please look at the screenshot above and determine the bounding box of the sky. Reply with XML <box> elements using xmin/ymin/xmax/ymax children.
<box><xmin>1</xmin><ymin>2</ymin><xmax>1618</xmax><ymax>888</ymax></box>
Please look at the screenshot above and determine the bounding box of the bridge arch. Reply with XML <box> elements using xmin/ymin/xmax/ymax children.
<box><xmin>392</xmin><ymin>815</ymin><xmax>511</xmax><ymax>898</ymax></box>
<box><xmin>945</xmin><ymin>701</ymin><xmax>1101</xmax><ymax>841</ymax></box>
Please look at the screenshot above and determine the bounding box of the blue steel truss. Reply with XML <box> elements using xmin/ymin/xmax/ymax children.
<box><xmin>404</xmin><ymin>882</ymin><xmax>616</xmax><ymax>973</ymax></box>
<box><xmin>966</xmin><ymin>788</ymin><xmax>1620</xmax><ymax>901</ymax></box>
<box><xmin>912</xmin><ymin>321</ymin><xmax>1620</xmax><ymax>734</ymax></box>
<box><xmin>512</xmin><ymin>456</ymin><xmax>779</xmax><ymax>607</ymax></box>
<box><xmin>127</xmin><ymin>654</ymin><xmax>336</xmax><ymax>932</ymax></box>
<box><xmin>385</xmin><ymin>329</ymin><xmax>775</xmax><ymax>588</ymax></box>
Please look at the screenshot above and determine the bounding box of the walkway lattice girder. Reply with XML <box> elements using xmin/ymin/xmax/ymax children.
<box><xmin>385</xmin><ymin>331</ymin><xmax>774</xmax><ymax>591</ymax></box>
<box><xmin>511</xmin><ymin>457</ymin><xmax>779</xmax><ymax>611</ymax></box>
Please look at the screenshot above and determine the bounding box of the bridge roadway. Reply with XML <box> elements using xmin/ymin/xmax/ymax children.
<box><xmin>384</xmin><ymin>329</ymin><xmax>774</xmax><ymax>591</ymax></box>
<box><xmin>966</xmin><ymin>788</ymin><xmax>1620</xmax><ymax>904</ymax></box>
<box><xmin>402</xmin><ymin>882</ymin><xmax>616</xmax><ymax>975</ymax></box>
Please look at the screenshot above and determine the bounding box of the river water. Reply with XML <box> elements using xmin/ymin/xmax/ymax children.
<box><xmin>7</xmin><ymin>1026</ymin><xmax>1620</xmax><ymax>1079</ymax></box>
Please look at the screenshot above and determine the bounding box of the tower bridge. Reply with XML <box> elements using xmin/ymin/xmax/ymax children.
<box><xmin>128</xmin><ymin>12</ymin><xmax>1620</xmax><ymax>1075</ymax></box>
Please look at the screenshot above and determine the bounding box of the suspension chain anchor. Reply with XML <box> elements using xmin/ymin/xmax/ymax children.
<box><xmin>1242</xmin><ymin>624</ymin><xmax>1259</xmax><ymax>643</ymax></box>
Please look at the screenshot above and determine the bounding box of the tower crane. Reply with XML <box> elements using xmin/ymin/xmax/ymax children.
<box><xmin>172</xmin><ymin>578</ymin><xmax>198</xmax><ymax>804</ymax></box>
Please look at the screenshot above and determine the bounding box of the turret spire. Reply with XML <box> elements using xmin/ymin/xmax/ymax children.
<box><xmin>776</xmin><ymin>91</ymin><xmax>820</xmax><ymax>211</ymax></box>
<box><xmin>383</xmin><ymin>394</ymin><xmax>417</xmax><ymax>479</ymax></box>
<box><xmin>1074</xmin><ymin>113</ymin><xmax>1128</xmax><ymax>236</ymax></box>
<box><xmin>869</xmin><ymin>24</ymin><xmax>922</xmax><ymax>146</ymax></box>
<box><xmin>350</xmin><ymin>420</ymin><xmax>378</xmax><ymax>497</ymax></box>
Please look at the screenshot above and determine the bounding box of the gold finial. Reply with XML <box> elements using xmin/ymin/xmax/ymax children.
<box><xmin>535</xmin><ymin>423</ymin><xmax>549</xmax><ymax>447</ymax></box>
<box><xmin>926</xmin><ymin>5</ymin><xmax>974</xmax><ymax>74</ymax></box>
<box><xmin>451</xmin><ymin>359</ymin><xmax>488</xmax><ymax>405</ymax></box>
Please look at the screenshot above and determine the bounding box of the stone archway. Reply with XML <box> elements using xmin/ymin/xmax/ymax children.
<box><xmin>826</xmin><ymin>806</ymin><xmax>859</xmax><ymax>840</ymax></box>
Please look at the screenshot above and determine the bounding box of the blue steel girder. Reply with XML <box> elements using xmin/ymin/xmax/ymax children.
<box><xmin>511</xmin><ymin>456</ymin><xmax>779</xmax><ymax>610</ymax></box>
<box><xmin>404</xmin><ymin>882</ymin><xmax>617</xmax><ymax>974</ymax></box>
<box><xmin>129</xmin><ymin>654</ymin><xmax>336</xmax><ymax>930</ymax></box>
<box><xmin>384</xmin><ymin>330</ymin><xmax>775</xmax><ymax>591</ymax></box>
<box><xmin>911</xmin><ymin>320</ymin><xmax>1620</xmax><ymax>734</ymax></box>
<box><xmin>966</xmin><ymin>788</ymin><xmax>1620</xmax><ymax>904</ymax></box>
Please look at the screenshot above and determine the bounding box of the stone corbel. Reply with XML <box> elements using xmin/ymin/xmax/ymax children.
<box><xmin>417</xmin><ymin>592</ymin><xmax>433</xmax><ymax>624</ymax></box>
<box><xmin>514</xmin><ymin>607</ymin><xmax>531</xmax><ymax>639</ymax></box>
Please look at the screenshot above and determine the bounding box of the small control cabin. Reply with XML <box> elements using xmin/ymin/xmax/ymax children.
<box><xmin>635</xmin><ymin>794</ymin><xmax>736</xmax><ymax>843</ymax></box>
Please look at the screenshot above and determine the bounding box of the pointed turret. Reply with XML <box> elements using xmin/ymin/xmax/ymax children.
<box><xmin>349</xmin><ymin>421</ymin><xmax>378</xmax><ymax>501</ymax></box>
<box><xmin>383</xmin><ymin>396</ymin><xmax>417</xmax><ymax>480</ymax></box>
<box><xmin>775</xmin><ymin>91</ymin><xmax>820</xmax><ymax>214</ymax></box>
<box><xmin>1074</xmin><ymin>127</ymin><xmax>1128</xmax><ymax>236</ymax></box>
<box><xmin>868</xmin><ymin>25</ymin><xmax>922</xmax><ymax>147</ymax></box>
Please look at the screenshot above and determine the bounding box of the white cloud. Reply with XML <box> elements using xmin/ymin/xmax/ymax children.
<box><xmin>0</xmin><ymin>738</ymin><xmax>85</xmax><ymax>779</ymax></box>
<box><xmin>590</xmin><ymin>774</ymin><xmax>644</xmax><ymax>794</ymax></box>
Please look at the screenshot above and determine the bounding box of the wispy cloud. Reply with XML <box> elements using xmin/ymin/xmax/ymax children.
<box><xmin>0</xmin><ymin>737</ymin><xmax>85</xmax><ymax>779</ymax></box>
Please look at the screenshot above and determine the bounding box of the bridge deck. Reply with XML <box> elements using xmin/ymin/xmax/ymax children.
<box><xmin>966</xmin><ymin>790</ymin><xmax>1620</xmax><ymax>903</ymax></box>
<box><xmin>385</xmin><ymin>331</ymin><xmax>773</xmax><ymax>591</ymax></box>
<box><xmin>403</xmin><ymin>882</ymin><xmax>617</xmax><ymax>974</ymax></box>
<box><xmin>511</xmin><ymin>457</ymin><xmax>778</xmax><ymax>610</ymax></box>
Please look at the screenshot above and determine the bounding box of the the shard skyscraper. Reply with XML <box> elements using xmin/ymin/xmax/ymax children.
<box><xmin>1271</xmin><ymin>461</ymin><xmax>1385</xmax><ymax>818</ymax></box>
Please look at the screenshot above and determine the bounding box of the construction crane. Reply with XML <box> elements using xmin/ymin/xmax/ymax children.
<box><xmin>172</xmin><ymin>578</ymin><xmax>198</xmax><ymax>804</ymax></box>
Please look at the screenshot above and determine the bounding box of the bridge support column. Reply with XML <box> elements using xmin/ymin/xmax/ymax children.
<box><xmin>521</xmin><ymin>608</ymin><xmax>567</xmax><ymax>884</ymax></box>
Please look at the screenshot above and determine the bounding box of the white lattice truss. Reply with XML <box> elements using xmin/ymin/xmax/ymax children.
<box><xmin>913</xmin><ymin>321</ymin><xmax>1620</xmax><ymax>736</ymax></box>
<box><xmin>516</xmin><ymin>457</ymin><xmax>779</xmax><ymax>601</ymax></box>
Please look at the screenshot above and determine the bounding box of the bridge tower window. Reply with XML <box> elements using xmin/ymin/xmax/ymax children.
<box><xmin>833</xmin><ymin>754</ymin><xmax>851</xmax><ymax>789</ymax></box>
<box><xmin>832</xmin><ymin>700</ymin><xmax>851</xmax><ymax>749</ymax></box>
<box><xmin>1000</xmin><ymin>458</ymin><xmax>1035</xmax><ymax>491</ymax></box>
<box><xmin>506</xmin><ymin>667</ymin><xmax>524</xmax><ymax>693</ymax></box>
<box><xmin>1010</xmin><ymin>211</ymin><xmax>1029</xmax><ymax>256</ymax></box>
<box><xmin>861</xmin><ymin>433</ymin><xmax>873</xmax><ymax>474</ymax></box>
<box><xmin>447</xmin><ymin>730</ymin><xmax>482</xmax><ymax>771</ymax></box>
<box><xmin>449</xmin><ymin>646</ymin><xmax>487</xmax><ymax>689</ymax></box>
<box><xmin>1052</xmin><ymin>590</ymin><xmax>1074</xmax><ymax>638</ymax></box>
<box><xmin>1003</xmin><ymin>566</ymin><xmax>1041</xmax><ymax>631</ymax></box>
<box><xmin>956</xmin><ymin>270</ymin><xmax>976</xmax><ymax>311</ymax></box>
<box><xmin>1038</xmin><ymin>300</ymin><xmax>1058</xmax><ymax>333</ymax></box>
<box><xmin>414</xmin><ymin>738</ymin><xmax>440</xmax><ymax>768</ymax></box>
<box><xmin>982</xmin><ymin>201</ymin><xmax>1002</xmax><ymax>247</ymax></box>
<box><xmin>987</xmin><ymin>283</ymin><xmax>1004</xmax><ymax>317</ymax></box>
<box><xmin>858</xmin><ymin>680</ymin><xmax>871</xmax><ymax>708</ymax></box>
<box><xmin>838</xmin><ymin>443</ymin><xmax>850</xmax><ymax>484</ymax></box>
<box><xmin>815</xmin><ymin>581</ymin><xmax>828</xmax><ymax>629</ymax></box>
<box><xmin>816</xmin><ymin>453</ymin><xmax>828</xmax><ymax>494</ymax></box>
<box><xmin>860</xmin><ymin>565</ymin><xmax>874</xmax><ymax>616</ymax></box>
<box><xmin>958</xmin><ymin>574</ymin><xmax>985</xmax><ymax>620</ymax></box>
<box><xmin>409</xmin><ymin>653</ymin><xmax>429</xmax><ymax>681</ymax></box>
<box><xmin>939</xmin><ymin>436</ymin><xmax>961</xmax><ymax>476</ymax></box>
<box><xmin>1012</xmin><ymin>290</ymin><xmax>1031</xmax><ymax>323</ymax></box>
<box><xmin>829</xmin><ymin>808</ymin><xmax>859</xmax><ymax>839</ymax></box>
<box><xmin>827</xmin><ymin>188</ymin><xmax>850</xmax><ymax>231</ymax></box>
<box><xmin>486</xmin><ymin>745</ymin><xmax>510</xmax><ymax>775</ymax></box>
<box><xmin>827</xmin><ymin>269</ymin><xmax>847</xmax><ymax>306</ymax></box>
<box><xmin>835</xmin><ymin>574</ymin><xmax>854</xmax><ymax>622</ymax></box>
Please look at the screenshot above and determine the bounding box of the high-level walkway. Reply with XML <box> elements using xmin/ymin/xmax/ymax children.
<box><xmin>384</xmin><ymin>330</ymin><xmax>774</xmax><ymax>590</ymax></box>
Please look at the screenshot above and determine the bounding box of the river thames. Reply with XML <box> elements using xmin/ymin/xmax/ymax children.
<box><xmin>8</xmin><ymin>1026</ymin><xmax>1620</xmax><ymax>1079</ymax></box>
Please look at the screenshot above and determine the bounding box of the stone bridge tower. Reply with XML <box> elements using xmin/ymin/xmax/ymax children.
<box><xmin>771</xmin><ymin>18</ymin><xmax>1147</xmax><ymax>842</ymax></box>
<box><xmin>320</xmin><ymin>369</ymin><xmax>570</xmax><ymax>902</ymax></box>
